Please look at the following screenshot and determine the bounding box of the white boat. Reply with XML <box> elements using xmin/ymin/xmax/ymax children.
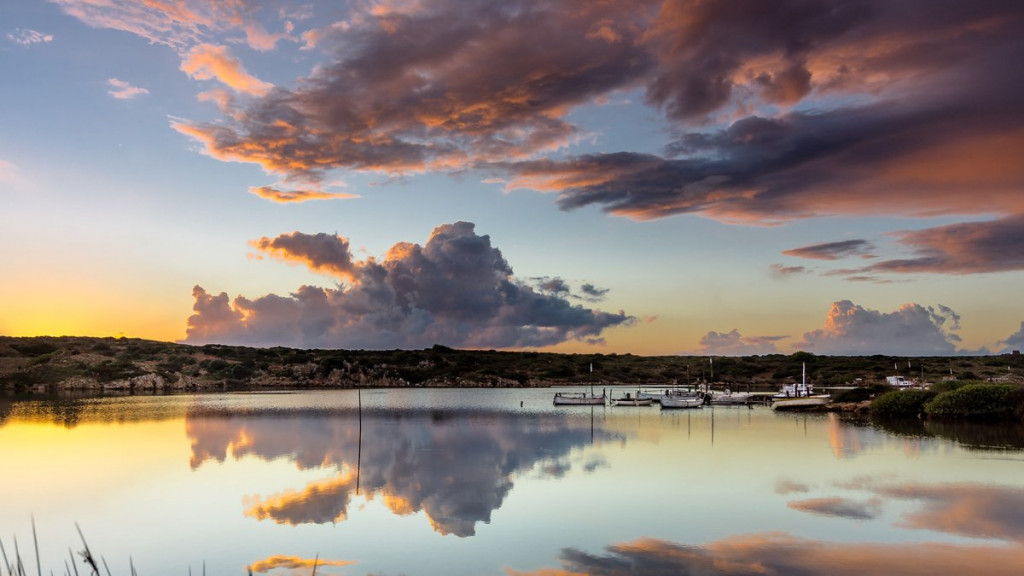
<box><xmin>612</xmin><ymin>391</ymin><xmax>653</xmax><ymax>406</ymax></box>
<box><xmin>553</xmin><ymin>391</ymin><xmax>606</xmax><ymax>406</ymax></box>
<box><xmin>772</xmin><ymin>363</ymin><xmax>829</xmax><ymax>410</ymax></box>
<box><xmin>660</xmin><ymin>393</ymin><xmax>704</xmax><ymax>409</ymax></box>
<box><xmin>554</xmin><ymin>363</ymin><xmax>606</xmax><ymax>406</ymax></box>
<box><xmin>708</xmin><ymin>389</ymin><xmax>753</xmax><ymax>405</ymax></box>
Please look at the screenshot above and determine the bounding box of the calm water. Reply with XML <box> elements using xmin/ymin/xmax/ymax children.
<box><xmin>3</xmin><ymin>388</ymin><xmax>1024</xmax><ymax>575</ymax></box>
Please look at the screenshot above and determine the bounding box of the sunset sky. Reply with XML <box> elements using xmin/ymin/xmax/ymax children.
<box><xmin>2</xmin><ymin>0</ymin><xmax>1023</xmax><ymax>356</ymax></box>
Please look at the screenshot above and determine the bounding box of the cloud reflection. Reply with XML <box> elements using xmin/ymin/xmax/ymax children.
<box><xmin>511</xmin><ymin>533</ymin><xmax>1024</xmax><ymax>576</ymax></box>
<box><xmin>247</xmin><ymin>554</ymin><xmax>354</xmax><ymax>574</ymax></box>
<box><xmin>878</xmin><ymin>482</ymin><xmax>1024</xmax><ymax>542</ymax></box>
<box><xmin>187</xmin><ymin>407</ymin><xmax>618</xmax><ymax>537</ymax></box>
<box><xmin>788</xmin><ymin>497</ymin><xmax>881</xmax><ymax>520</ymax></box>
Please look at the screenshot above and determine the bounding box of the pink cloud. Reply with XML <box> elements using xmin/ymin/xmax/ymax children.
<box><xmin>248</xmin><ymin>185</ymin><xmax>358</xmax><ymax>203</ymax></box>
<box><xmin>180</xmin><ymin>43</ymin><xmax>273</xmax><ymax>95</ymax></box>
<box><xmin>106</xmin><ymin>78</ymin><xmax>149</xmax><ymax>100</ymax></box>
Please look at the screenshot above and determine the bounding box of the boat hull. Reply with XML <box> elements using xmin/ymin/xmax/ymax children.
<box><xmin>660</xmin><ymin>396</ymin><xmax>704</xmax><ymax>409</ymax></box>
<box><xmin>613</xmin><ymin>398</ymin><xmax>653</xmax><ymax>406</ymax></box>
<box><xmin>772</xmin><ymin>395</ymin><xmax>830</xmax><ymax>410</ymax></box>
<box><xmin>553</xmin><ymin>394</ymin><xmax>606</xmax><ymax>406</ymax></box>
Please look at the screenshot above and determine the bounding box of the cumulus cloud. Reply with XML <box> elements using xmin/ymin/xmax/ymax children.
<box><xmin>783</xmin><ymin>240</ymin><xmax>875</xmax><ymax>261</ymax></box>
<box><xmin>6</xmin><ymin>28</ymin><xmax>53</xmax><ymax>45</ymax></box>
<box><xmin>699</xmin><ymin>329</ymin><xmax>787</xmax><ymax>356</ymax></box>
<box><xmin>185</xmin><ymin>222</ymin><xmax>633</xmax><ymax>349</ymax></box>
<box><xmin>248</xmin><ymin>231</ymin><xmax>358</xmax><ymax>281</ymax></box>
<box><xmin>797</xmin><ymin>300</ymin><xmax>961</xmax><ymax>356</ymax></box>
<box><xmin>999</xmin><ymin>322</ymin><xmax>1024</xmax><ymax>354</ymax></box>
<box><xmin>106</xmin><ymin>78</ymin><xmax>149</xmax><ymax>100</ymax></box>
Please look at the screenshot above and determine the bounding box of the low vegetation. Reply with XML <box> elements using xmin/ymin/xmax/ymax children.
<box><xmin>1</xmin><ymin>336</ymin><xmax>1022</xmax><ymax>399</ymax></box>
<box><xmin>871</xmin><ymin>389</ymin><xmax>937</xmax><ymax>417</ymax></box>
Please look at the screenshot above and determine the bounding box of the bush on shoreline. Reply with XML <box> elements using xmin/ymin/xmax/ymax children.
<box><xmin>870</xmin><ymin>389</ymin><xmax>936</xmax><ymax>417</ymax></box>
<box><xmin>924</xmin><ymin>382</ymin><xmax>1024</xmax><ymax>420</ymax></box>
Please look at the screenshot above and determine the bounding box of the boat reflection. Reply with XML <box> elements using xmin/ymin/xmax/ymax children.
<box><xmin>187</xmin><ymin>407</ymin><xmax>621</xmax><ymax>537</ymax></box>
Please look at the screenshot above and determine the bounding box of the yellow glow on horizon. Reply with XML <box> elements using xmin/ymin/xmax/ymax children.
<box><xmin>0</xmin><ymin>275</ymin><xmax>186</xmax><ymax>342</ymax></box>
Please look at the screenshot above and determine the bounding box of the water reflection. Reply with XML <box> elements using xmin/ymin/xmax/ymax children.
<box><xmin>187</xmin><ymin>407</ymin><xmax>621</xmax><ymax>537</ymax></box>
<box><xmin>247</xmin><ymin>554</ymin><xmax>354</xmax><ymax>574</ymax></box>
<box><xmin>511</xmin><ymin>533</ymin><xmax>1024</xmax><ymax>576</ymax></box>
<box><xmin>873</xmin><ymin>416</ymin><xmax>1024</xmax><ymax>451</ymax></box>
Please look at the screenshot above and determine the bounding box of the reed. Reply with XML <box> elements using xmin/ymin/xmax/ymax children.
<box><xmin>2</xmin><ymin>523</ymin><xmax>323</xmax><ymax>576</ymax></box>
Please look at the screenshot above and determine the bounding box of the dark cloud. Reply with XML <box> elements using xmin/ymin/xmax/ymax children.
<box><xmin>783</xmin><ymin>239</ymin><xmax>875</xmax><ymax>261</ymax></box>
<box><xmin>186</xmin><ymin>222</ymin><xmax>632</xmax><ymax>349</ymax></box>
<box><xmin>698</xmin><ymin>329</ymin><xmax>787</xmax><ymax>355</ymax></box>
<box><xmin>534</xmin><ymin>277</ymin><xmax>571</xmax><ymax>296</ymax></box>
<box><xmin>249</xmin><ymin>231</ymin><xmax>358</xmax><ymax>280</ymax></box>
<box><xmin>500</xmin><ymin>1</ymin><xmax>1024</xmax><ymax>227</ymax></box>
<box><xmin>788</xmin><ymin>496</ymin><xmax>881</xmax><ymax>520</ymax></box>
<box><xmin>855</xmin><ymin>215</ymin><xmax>1024</xmax><ymax>275</ymax></box>
<box><xmin>579</xmin><ymin>283</ymin><xmax>610</xmax><ymax>302</ymax></box>
<box><xmin>797</xmin><ymin>300</ymin><xmax>961</xmax><ymax>356</ymax></box>
<box><xmin>187</xmin><ymin>407</ymin><xmax>621</xmax><ymax>537</ymax></box>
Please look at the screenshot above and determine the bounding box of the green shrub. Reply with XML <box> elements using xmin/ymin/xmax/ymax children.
<box><xmin>924</xmin><ymin>383</ymin><xmax>1024</xmax><ymax>420</ymax></box>
<box><xmin>930</xmin><ymin>380</ymin><xmax>974</xmax><ymax>394</ymax></box>
<box><xmin>833</xmin><ymin>384</ymin><xmax>891</xmax><ymax>403</ymax></box>
<box><xmin>871</xmin><ymin>389</ymin><xmax>936</xmax><ymax>417</ymax></box>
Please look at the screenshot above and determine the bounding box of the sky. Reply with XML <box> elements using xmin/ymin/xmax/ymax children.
<box><xmin>1</xmin><ymin>0</ymin><xmax>1023</xmax><ymax>356</ymax></box>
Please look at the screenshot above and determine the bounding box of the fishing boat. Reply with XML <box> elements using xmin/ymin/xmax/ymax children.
<box><xmin>708</xmin><ymin>389</ymin><xmax>753</xmax><ymax>405</ymax></box>
<box><xmin>772</xmin><ymin>363</ymin><xmax>829</xmax><ymax>410</ymax></box>
<box><xmin>660</xmin><ymin>393</ymin><xmax>704</xmax><ymax>409</ymax></box>
<box><xmin>612</xmin><ymin>391</ymin><xmax>653</xmax><ymax>406</ymax></box>
<box><xmin>553</xmin><ymin>390</ymin><xmax>606</xmax><ymax>406</ymax></box>
<box><xmin>554</xmin><ymin>363</ymin><xmax>606</xmax><ymax>406</ymax></box>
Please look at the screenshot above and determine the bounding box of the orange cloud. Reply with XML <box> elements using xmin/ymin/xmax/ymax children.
<box><xmin>247</xmin><ymin>554</ymin><xmax>354</xmax><ymax>574</ymax></box>
<box><xmin>248</xmin><ymin>185</ymin><xmax>359</xmax><ymax>203</ymax></box>
<box><xmin>248</xmin><ymin>232</ymin><xmax>357</xmax><ymax>281</ymax></box>
<box><xmin>180</xmin><ymin>43</ymin><xmax>273</xmax><ymax>95</ymax></box>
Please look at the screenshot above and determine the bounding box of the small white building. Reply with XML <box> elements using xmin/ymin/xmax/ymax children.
<box><xmin>886</xmin><ymin>375</ymin><xmax>912</xmax><ymax>387</ymax></box>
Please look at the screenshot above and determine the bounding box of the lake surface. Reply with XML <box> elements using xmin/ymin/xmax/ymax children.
<box><xmin>3</xmin><ymin>388</ymin><xmax>1024</xmax><ymax>575</ymax></box>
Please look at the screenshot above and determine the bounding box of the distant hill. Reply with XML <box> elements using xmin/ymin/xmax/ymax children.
<box><xmin>1</xmin><ymin>335</ymin><xmax>1021</xmax><ymax>393</ymax></box>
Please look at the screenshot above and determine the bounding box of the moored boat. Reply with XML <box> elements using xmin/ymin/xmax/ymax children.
<box><xmin>708</xmin><ymin>389</ymin><xmax>753</xmax><ymax>405</ymax></box>
<box><xmin>553</xmin><ymin>391</ymin><xmax>606</xmax><ymax>406</ymax></box>
<box><xmin>660</xmin><ymin>393</ymin><xmax>704</xmax><ymax>409</ymax></box>
<box><xmin>772</xmin><ymin>363</ymin><xmax>829</xmax><ymax>410</ymax></box>
<box><xmin>612</xmin><ymin>391</ymin><xmax>653</xmax><ymax>406</ymax></box>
